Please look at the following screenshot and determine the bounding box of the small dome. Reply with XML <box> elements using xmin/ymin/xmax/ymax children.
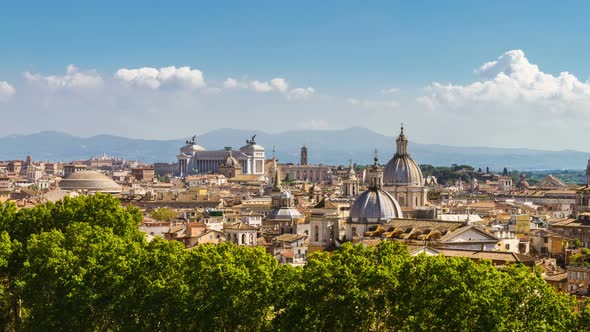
<box><xmin>265</xmin><ymin>206</ymin><xmax>303</xmax><ymax>221</ymax></box>
<box><xmin>222</xmin><ymin>151</ymin><xmax>240</xmax><ymax>168</ymax></box>
<box><xmin>516</xmin><ymin>173</ymin><xmax>529</xmax><ymax>190</ymax></box>
<box><xmin>349</xmin><ymin>190</ymin><xmax>403</xmax><ymax>223</ymax></box>
<box><xmin>59</xmin><ymin>171</ymin><xmax>121</xmax><ymax>193</ymax></box>
<box><xmin>346</xmin><ymin>162</ymin><xmax>357</xmax><ymax>180</ymax></box>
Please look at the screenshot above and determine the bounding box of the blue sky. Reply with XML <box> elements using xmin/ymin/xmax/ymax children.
<box><xmin>1</xmin><ymin>1</ymin><xmax>590</xmax><ymax>150</ymax></box>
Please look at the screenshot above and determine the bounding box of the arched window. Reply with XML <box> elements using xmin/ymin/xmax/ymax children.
<box><xmin>314</xmin><ymin>225</ymin><xmax>319</xmax><ymax>242</ymax></box>
<box><xmin>242</xmin><ymin>233</ymin><xmax>247</xmax><ymax>245</ymax></box>
<box><xmin>398</xmin><ymin>195</ymin><xmax>406</xmax><ymax>206</ymax></box>
<box><xmin>415</xmin><ymin>196</ymin><xmax>419</xmax><ymax>207</ymax></box>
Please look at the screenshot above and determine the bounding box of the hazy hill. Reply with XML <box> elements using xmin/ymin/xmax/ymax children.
<box><xmin>0</xmin><ymin>128</ymin><xmax>588</xmax><ymax>170</ymax></box>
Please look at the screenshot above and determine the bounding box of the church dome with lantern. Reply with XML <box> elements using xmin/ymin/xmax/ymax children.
<box><xmin>383</xmin><ymin>126</ymin><xmax>424</xmax><ymax>186</ymax></box>
<box><xmin>348</xmin><ymin>153</ymin><xmax>403</xmax><ymax>224</ymax></box>
<box><xmin>381</xmin><ymin>126</ymin><xmax>428</xmax><ymax>209</ymax></box>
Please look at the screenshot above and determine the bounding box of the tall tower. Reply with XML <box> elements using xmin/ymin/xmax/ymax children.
<box><xmin>586</xmin><ymin>159</ymin><xmax>590</xmax><ymax>186</ymax></box>
<box><xmin>301</xmin><ymin>144</ymin><xmax>308</xmax><ymax>165</ymax></box>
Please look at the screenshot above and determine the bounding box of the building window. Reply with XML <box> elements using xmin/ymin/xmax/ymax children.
<box><xmin>314</xmin><ymin>225</ymin><xmax>319</xmax><ymax>242</ymax></box>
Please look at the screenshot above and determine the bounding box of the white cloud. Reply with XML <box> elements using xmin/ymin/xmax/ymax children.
<box><xmin>270</xmin><ymin>78</ymin><xmax>288</xmax><ymax>93</ymax></box>
<box><xmin>380</xmin><ymin>87</ymin><xmax>400</xmax><ymax>94</ymax></box>
<box><xmin>115</xmin><ymin>66</ymin><xmax>205</xmax><ymax>89</ymax></box>
<box><xmin>250</xmin><ymin>80</ymin><xmax>274</xmax><ymax>93</ymax></box>
<box><xmin>223</xmin><ymin>77</ymin><xmax>248</xmax><ymax>89</ymax></box>
<box><xmin>24</xmin><ymin>65</ymin><xmax>103</xmax><ymax>90</ymax></box>
<box><xmin>0</xmin><ymin>81</ymin><xmax>16</xmax><ymax>101</ymax></box>
<box><xmin>224</xmin><ymin>76</ymin><xmax>314</xmax><ymax>99</ymax></box>
<box><xmin>347</xmin><ymin>98</ymin><xmax>399</xmax><ymax>110</ymax></box>
<box><xmin>288</xmin><ymin>87</ymin><xmax>315</xmax><ymax>99</ymax></box>
<box><xmin>420</xmin><ymin>49</ymin><xmax>590</xmax><ymax>109</ymax></box>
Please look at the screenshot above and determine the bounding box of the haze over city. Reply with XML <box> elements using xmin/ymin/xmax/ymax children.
<box><xmin>2</xmin><ymin>1</ymin><xmax>590</xmax><ymax>151</ymax></box>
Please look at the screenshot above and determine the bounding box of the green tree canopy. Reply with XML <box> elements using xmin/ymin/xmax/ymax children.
<box><xmin>150</xmin><ymin>207</ymin><xmax>177</xmax><ymax>222</ymax></box>
<box><xmin>0</xmin><ymin>196</ymin><xmax>587</xmax><ymax>331</ymax></box>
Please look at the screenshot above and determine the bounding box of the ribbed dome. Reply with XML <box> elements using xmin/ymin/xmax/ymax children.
<box><xmin>383</xmin><ymin>155</ymin><xmax>424</xmax><ymax>186</ymax></box>
<box><xmin>59</xmin><ymin>171</ymin><xmax>122</xmax><ymax>193</ymax></box>
<box><xmin>222</xmin><ymin>150</ymin><xmax>240</xmax><ymax>168</ymax></box>
<box><xmin>349</xmin><ymin>152</ymin><xmax>403</xmax><ymax>223</ymax></box>
<box><xmin>383</xmin><ymin>126</ymin><xmax>424</xmax><ymax>186</ymax></box>
<box><xmin>349</xmin><ymin>190</ymin><xmax>403</xmax><ymax>223</ymax></box>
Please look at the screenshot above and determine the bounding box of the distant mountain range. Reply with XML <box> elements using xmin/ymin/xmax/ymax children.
<box><xmin>0</xmin><ymin>128</ymin><xmax>588</xmax><ymax>170</ymax></box>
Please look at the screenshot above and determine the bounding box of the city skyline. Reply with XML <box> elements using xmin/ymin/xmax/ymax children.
<box><xmin>2</xmin><ymin>1</ymin><xmax>590</xmax><ymax>151</ymax></box>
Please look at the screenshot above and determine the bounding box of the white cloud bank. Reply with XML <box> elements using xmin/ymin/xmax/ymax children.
<box><xmin>24</xmin><ymin>65</ymin><xmax>103</xmax><ymax>90</ymax></box>
<box><xmin>224</xmin><ymin>77</ymin><xmax>315</xmax><ymax>99</ymax></box>
<box><xmin>420</xmin><ymin>49</ymin><xmax>590</xmax><ymax>109</ymax></box>
<box><xmin>0</xmin><ymin>81</ymin><xmax>16</xmax><ymax>101</ymax></box>
<box><xmin>115</xmin><ymin>66</ymin><xmax>206</xmax><ymax>89</ymax></box>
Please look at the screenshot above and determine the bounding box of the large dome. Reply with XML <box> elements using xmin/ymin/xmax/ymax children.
<box><xmin>349</xmin><ymin>153</ymin><xmax>403</xmax><ymax>223</ymax></box>
<box><xmin>383</xmin><ymin>126</ymin><xmax>424</xmax><ymax>186</ymax></box>
<box><xmin>383</xmin><ymin>155</ymin><xmax>423</xmax><ymax>186</ymax></box>
<box><xmin>59</xmin><ymin>171</ymin><xmax>122</xmax><ymax>193</ymax></box>
<box><xmin>349</xmin><ymin>190</ymin><xmax>403</xmax><ymax>223</ymax></box>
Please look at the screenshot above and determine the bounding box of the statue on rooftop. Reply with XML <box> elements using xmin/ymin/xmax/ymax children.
<box><xmin>186</xmin><ymin>135</ymin><xmax>197</xmax><ymax>145</ymax></box>
<box><xmin>246</xmin><ymin>134</ymin><xmax>257</xmax><ymax>145</ymax></box>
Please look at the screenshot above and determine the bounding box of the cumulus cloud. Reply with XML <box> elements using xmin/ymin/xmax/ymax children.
<box><xmin>347</xmin><ymin>98</ymin><xmax>399</xmax><ymax>110</ymax></box>
<box><xmin>23</xmin><ymin>65</ymin><xmax>103</xmax><ymax>90</ymax></box>
<box><xmin>270</xmin><ymin>78</ymin><xmax>288</xmax><ymax>93</ymax></box>
<box><xmin>115</xmin><ymin>66</ymin><xmax>205</xmax><ymax>89</ymax></box>
<box><xmin>420</xmin><ymin>49</ymin><xmax>590</xmax><ymax>109</ymax></box>
<box><xmin>224</xmin><ymin>76</ymin><xmax>315</xmax><ymax>99</ymax></box>
<box><xmin>288</xmin><ymin>87</ymin><xmax>315</xmax><ymax>99</ymax></box>
<box><xmin>250</xmin><ymin>80</ymin><xmax>274</xmax><ymax>93</ymax></box>
<box><xmin>223</xmin><ymin>77</ymin><xmax>248</xmax><ymax>89</ymax></box>
<box><xmin>0</xmin><ymin>81</ymin><xmax>16</xmax><ymax>101</ymax></box>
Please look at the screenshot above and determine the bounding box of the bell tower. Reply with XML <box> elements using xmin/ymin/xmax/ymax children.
<box><xmin>368</xmin><ymin>150</ymin><xmax>383</xmax><ymax>190</ymax></box>
<box><xmin>301</xmin><ymin>145</ymin><xmax>308</xmax><ymax>165</ymax></box>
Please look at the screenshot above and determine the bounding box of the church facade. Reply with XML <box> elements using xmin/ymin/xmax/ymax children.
<box><xmin>177</xmin><ymin>135</ymin><xmax>265</xmax><ymax>177</ymax></box>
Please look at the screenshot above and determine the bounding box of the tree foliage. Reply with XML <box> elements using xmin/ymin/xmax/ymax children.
<box><xmin>150</xmin><ymin>207</ymin><xmax>177</xmax><ymax>221</ymax></box>
<box><xmin>0</xmin><ymin>195</ymin><xmax>588</xmax><ymax>331</ymax></box>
